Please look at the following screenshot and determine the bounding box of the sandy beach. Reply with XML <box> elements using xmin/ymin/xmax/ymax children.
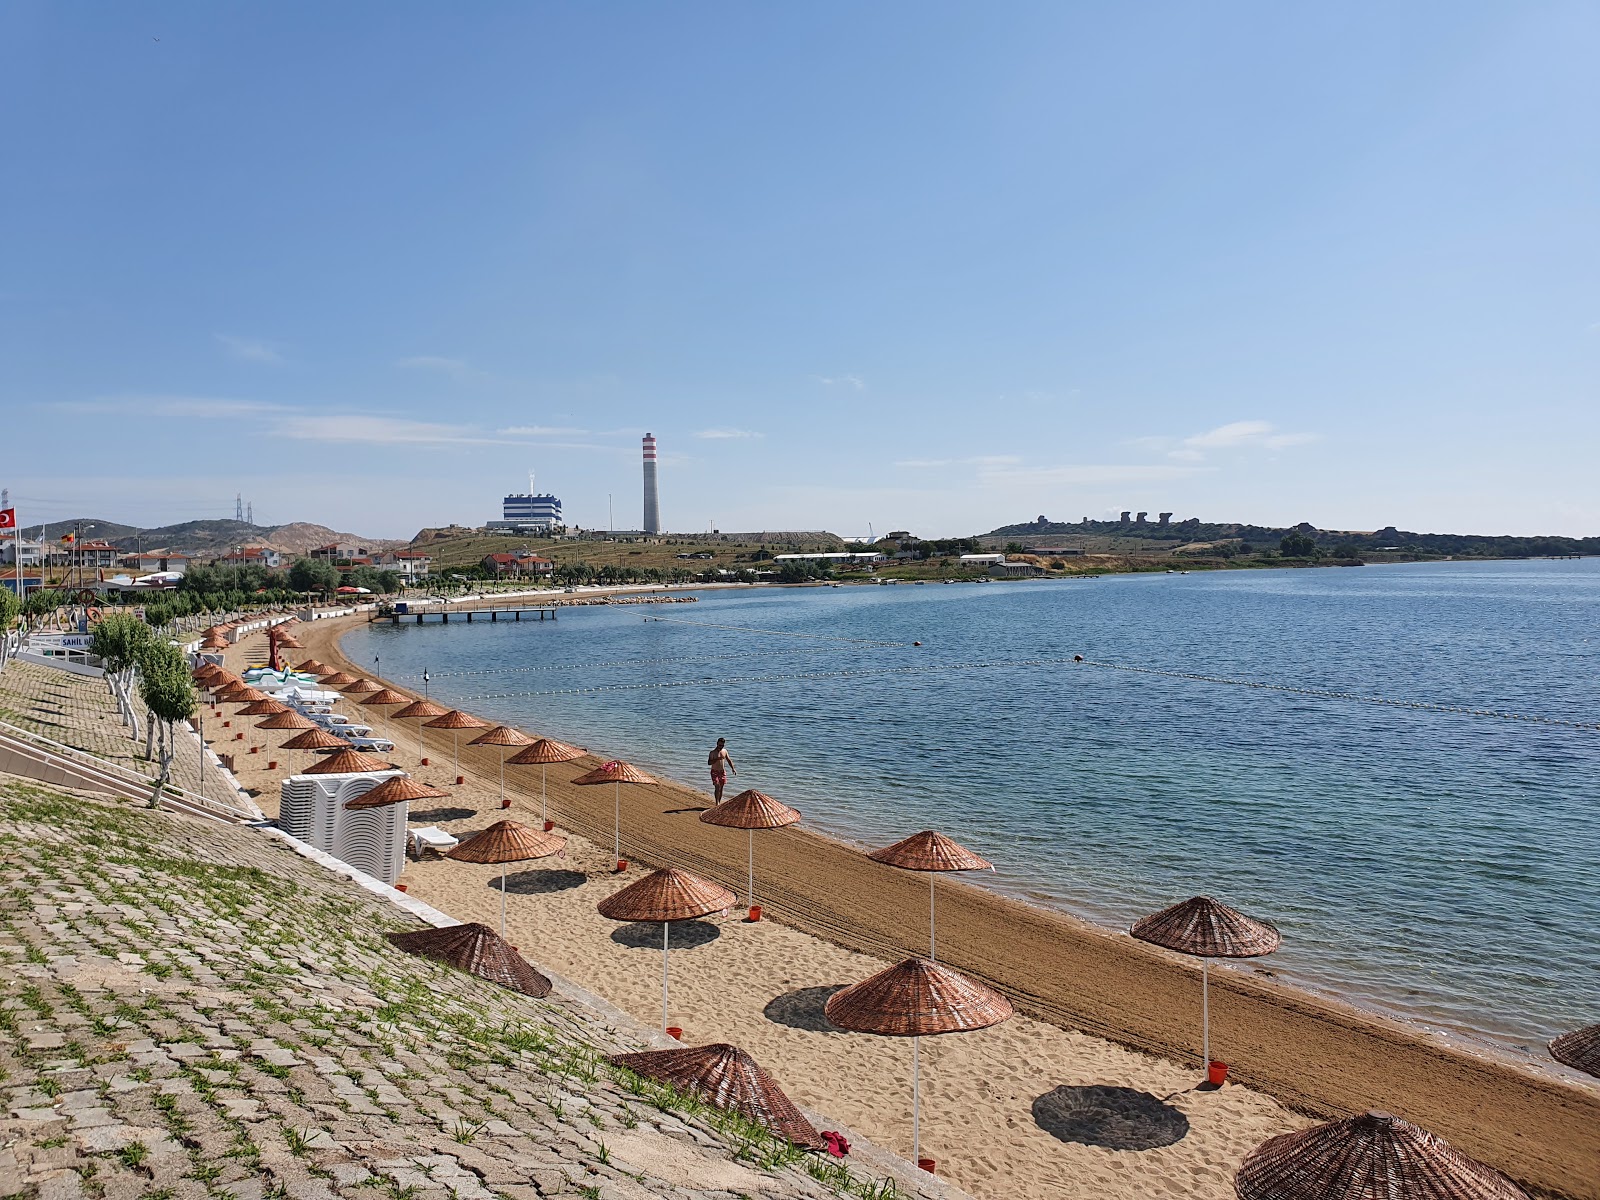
<box><xmin>212</xmin><ymin>611</ymin><xmax>1600</xmax><ymax>1200</ymax></box>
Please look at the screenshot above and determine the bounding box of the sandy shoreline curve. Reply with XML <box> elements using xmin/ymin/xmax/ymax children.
<box><xmin>252</xmin><ymin>609</ymin><xmax>1599</xmax><ymax>1199</ymax></box>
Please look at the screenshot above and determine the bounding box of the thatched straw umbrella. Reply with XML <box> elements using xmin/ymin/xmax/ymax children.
<box><xmin>1131</xmin><ymin>895</ymin><xmax>1280</xmax><ymax>1077</ymax></box>
<box><xmin>1549</xmin><ymin>1024</ymin><xmax>1600</xmax><ymax>1079</ymax></box>
<box><xmin>573</xmin><ymin>759</ymin><xmax>658</xmax><ymax>871</ymax></box>
<box><xmin>301</xmin><ymin>748</ymin><xmax>396</xmax><ymax>775</ymax></box>
<box><xmin>393</xmin><ymin>698</ymin><xmax>450</xmax><ymax>765</ymax></box>
<box><xmin>218</xmin><ymin>685</ymin><xmax>267</xmax><ymax>705</ymax></box>
<box><xmin>340</xmin><ymin>678</ymin><xmax>383</xmax><ymax>697</ymax></box>
<box><xmin>1234</xmin><ymin>1109</ymin><xmax>1528</xmax><ymax>1200</ymax></box>
<box><xmin>257</xmin><ymin>709</ymin><xmax>317</xmax><ymax>735</ymax></box>
<box><xmin>295</xmin><ymin>658</ymin><xmax>329</xmax><ymax>675</ymax></box>
<box><xmin>423</xmin><ymin>709</ymin><xmax>490</xmax><ymax>784</ymax></box>
<box><xmin>699</xmin><ymin>790</ymin><xmax>800</xmax><ymax>919</ymax></box>
<box><xmin>388</xmin><ymin>922</ymin><xmax>552</xmax><ymax>998</ymax></box>
<box><xmin>201</xmin><ymin>635</ymin><xmax>229</xmax><ymax>651</ymax></box>
<box><xmin>597</xmin><ymin>868</ymin><xmax>733</xmax><ymax>1031</ymax></box>
<box><xmin>359</xmin><ymin>687</ymin><xmax>411</xmax><ymax>743</ymax></box>
<box><xmin>277</xmin><ymin>726</ymin><xmax>351</xmax><ymax>774</ymax></box>
<box><xmin>345</xmin><ymin>775</ymin><xmax>450</xmax><ymax>809</ymax></box>
<box><xmin>506</xmin><ymin>738</ymin><xmax>586</xmax><ymax>829</ymax></box>
<box><xmin>610</xmin><ymin>1043</ymin><xmax>823</xmax><ymax>1149</ymax></box>
<box><xmin>318</xmin><ymin>671</ymin><xmax>356</xmax><ymax>688</ymax></box>
<box><xmin>868</xmin><ymin>831</ymin><xmax>991</xmax><ymax>960</ymax></box>
<box><xmin>826</xmin><ymin>957</ymin><xmax>1013</xmax><ymax>1171</ymax></box>
<box><xmin>235</xmin><ymin>697</ymin><xmax>288</xmax><ymax>759</ymax></box>
<box><xmin>192</xmin><ymin>663</ymin><xmax>223</xmax><ymax>682</ymax></box>
<box><xmin>448</xmin><ymin>820</ymin><xmax>567</xmax><ymax>936</ymax></box>
<box><xmin>469</xmin><ymin>726</ymin><xmax>535</xmax><ymax>809</ymax></box>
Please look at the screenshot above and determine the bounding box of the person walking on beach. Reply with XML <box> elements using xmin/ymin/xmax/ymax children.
<box><xmin>708</xmin><ymin>737</ymin><xmax>736</xmax><ymax>802</ymax></box>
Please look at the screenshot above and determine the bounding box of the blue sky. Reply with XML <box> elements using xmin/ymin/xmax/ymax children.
<box><xmin>3</xmin><ymin>2</ymin><xmax>1596</xmax><ymax>538</ymax></box>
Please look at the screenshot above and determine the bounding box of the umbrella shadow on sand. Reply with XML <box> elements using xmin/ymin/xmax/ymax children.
<box><xmin>610</xmin><ymin>920</ymin><xmax>721</xmax><ymax>950</ymax></box>
<box><xmin>409</xmin><ymin>806</ymin><xmax>477</xmax><ymax>823</ymax></box>
<box><xmin>497</xmin><ymin>869</ymin><xmax>587</xmax><ymax>895</ymax></box>
<box><xmin>1032</xmin><ymin>1085</ymin><xmax>1189</xmax><ymax>1151</ymax></box>
<box><xmin>763</xmin><ymin>985</ymin><xmax>846</xmax><ymax>1033</ymax></box>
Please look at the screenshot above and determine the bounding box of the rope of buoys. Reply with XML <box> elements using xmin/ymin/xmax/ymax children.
<box><xmin>640</xmin><ymin>614</ymin><xmax>915</xmax><ymax>647</ymax></box>
<box><xmin>443</xmin><ymin>652</ymin><xmax>1600</xmax><ymax>732</ymax></box>
<box><xmin>1074</xmin><ymin>658</ymin><xmax>1600</xmax><ymax>732</ymax></box>
<box><xmin>398</xmin><ymin>645</ymin><xmax>853</xmax><ymax>681</ymax></box>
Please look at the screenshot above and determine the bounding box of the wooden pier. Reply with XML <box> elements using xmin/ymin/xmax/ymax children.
<box><xmin>372</xmin><ymin>606</ymin><xmax>559</xmax><ymax>625</ymax></box>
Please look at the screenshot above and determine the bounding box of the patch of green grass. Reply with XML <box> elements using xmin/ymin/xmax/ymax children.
<box><xmin>116</xmin><ymin>1141</ymin><xmax>149</xmax><ymax>1170</ymax></box>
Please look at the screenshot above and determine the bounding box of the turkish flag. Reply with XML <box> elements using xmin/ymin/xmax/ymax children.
<box><xmin>0</xmin><ymin>508</ymin><xmax>15</xmax><ymax>529</ymax></box>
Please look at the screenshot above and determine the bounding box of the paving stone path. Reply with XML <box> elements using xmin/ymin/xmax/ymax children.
<box><xmin>0</xmin><ymin>776</ymin><xmax>903</xmax><ymax>1200</ymax></box>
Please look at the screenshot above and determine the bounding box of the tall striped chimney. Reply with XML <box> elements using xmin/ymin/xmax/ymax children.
<box><xmin>642</xmin><ymin>433</ymin><xmax>660</xmax><ymax>534</ymax></box>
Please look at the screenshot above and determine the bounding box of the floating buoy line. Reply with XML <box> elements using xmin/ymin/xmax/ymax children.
<box><xmin>437</xmin><ymin>652</ymin><xmax>1599</xmax><ymax>732</ymax></box>
<box><xmin>639</xmin><ymin>614</ymin><xmax>915</xmax><ymax>647</ymax></box>
<box><xmin>396</xmin><ymin>645</ymin><xmax>854</xmax><ymax>681</ymax></box>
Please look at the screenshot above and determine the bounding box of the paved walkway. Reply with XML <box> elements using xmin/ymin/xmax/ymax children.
<box><xmin>0</xmin><ymin>776</ymin><xmax>887</xmax><ymax>1200</ymax></box>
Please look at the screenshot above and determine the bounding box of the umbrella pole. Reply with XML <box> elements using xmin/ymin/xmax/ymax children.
<box><xmin>614</xmin><ymin>781</ymin><xmax>621</xmax><ymax>863</ymax></box>
<box><xmin>747</xmin><ymin>829</ymin><xmax>754</xmax><ymax>910</ymax></box>
<box><xmin>500</xmin><ymin>864</ymin><xmax>507</xmax><ymax>938</ymax></box>
<box><xmin>662</xmin><ymin>921</ymin><xmax>670</xmax><ymax>1031</ymax></box>
<box><xmin>541</xmin><ymin>764</ymin><xmax>548</xmax><ymax>823</ymax></box>
<box><xmin>930</xmin><ymin>874</ymin><xmax>937</xmax><ymax>961</ymax></box>
<box><xmin>1202</xmin><ymin>958</ymin><xmax>1210</xmax><ymax>1070</ymax></box>
<box><xmin>453</xmin><ymin>731</ymin><xmax>460</xmax><ymax>780</ymax></box>
<box><xmin>912</xmin><ymin>1035</ymin><xmax>921</xmax><ymax>1166</ymax></box>
<box><xmin>415</xmin><ymin>717</ymin><xmax>423</xmax><ymax>765</ymax></box>
<box><xmin>499</xmin><ymin>750</ymin><xmax>506</xmax><ymax>807</ymax></box>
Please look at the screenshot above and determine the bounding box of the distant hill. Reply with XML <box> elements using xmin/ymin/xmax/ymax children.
<box><xmin>25</xmin><ymin>518</ymin><xmax>405</xmax><ymax>559</ymax></box>
<box><xmin>983</xmin><ymin>516</ymin><xmax>1600</xmax><ymax>558</ymax></box>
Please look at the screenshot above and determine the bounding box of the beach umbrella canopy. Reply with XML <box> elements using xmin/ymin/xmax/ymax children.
<box><xmin>301</xmin><ymin>749</ymin><xmax>396</xmax><ymax>775</ymax></box>
<box><xmin>700</xmin><ymin>790</ymin><xmax>801</xmax><ymax>914</ymax></box>
<box><xmin>598</xmin><ymin>868</ymin><xmax>734</xmax><ymax>1031</ymax></box>
<box><xmin>507</xmin><ymin>738</ymin><xmax>587</xmax><ymax>826</ymax></box>
<box><xmin>205</xmin><ymin>671</ymin><xmax>243</xmax><ymax>691</ymax></box>
<box><xmin>387</xmin><ymin>922</ymin><xmax>552</xmax><ymax>998</ymax></box>
<box><xmin>345</xmin><ymin>775</ymin><xmax>451</xmax><ymax>809</ymax></box>
<box><xmin>1132</xmin><ymin>896</ymin><xmax>1281</xmax><ymax>1073</ymax></box>
<box><xmin>449</xmin><ymin>819</ymin><xmax>567</xmax><ymax>936</ymax></box>
<box><xmin>1549</xmin><ymin>1024</ymin><xmax>1600</xmax><ymax>1079</ymax></box>
<box><xmin>236</xmin><ymin>698</ymin><xmax>289</xmax><ymax>717</ymax></box>
<box><xmin>257</xmin><ymin>710</ymin><xmax>319</xmax><ymax>732</ymax></box>
<box><xmin>318</xmin><ymin>671</ymin><xmax>357</xmax><ymax>688</ymax></box>
<box><xmin>295</xmin><ymin>658</ymin><xmax>329</xmax><ymax>674</ymax></box>
<box><xmin>1234</xmin><ymin>1110</ymin><xmax>1529</xmax><ymax>1200</ymax></box>
<box><xmin>610</xmin><ymin>1043</ymin><xmax>823</xmax><ymax>1150</ymax></box>
<box><xmin>279</xmin><ymin>727</ymin><xmax>351</xmax><ymax>752</ymax></box>
<box><xmin>362</xmin><ymin>687</ymin><xmax>411</xmax><ymax>706</ymax></box>
<box><xmin>470</xmin><ymin>726</ymin><xmax>536</xmax><ymax>809</ymax></box>
<box><xmin>192</xmin><ymin>663</ymin><xmax>223</xmax><ymax>682</ymax></box>
<box><xmin>221</xmin><ymin>686</ymin><xmax>269</xmax><ymax>705</ymax></box>
<box><xmin>574</xmin><ymin>759</ymin><xmax>659</xmax><ymax>867</ymax></box>
<box><xmin>340</xmin><ymin>678</ymin><xmax>383</xmax><ymax>695</ymax></box>
<box><xmin>394</xmin><ymin>699</ymin><xmax>450</xmax><ymax>719</ymax></box>
<box><xmin>868</xmin><ymin>831</ymin><xmax>992</xmax><ymax>960</ymax></box>
<box><xmin>826</xmin><ymin>957</ymin><xmax>1013</xmax><ymax>1168</ymax></box>
<box><xmin>424</xmin><ymin>709</ymin><xmax>491</xmax><ymax>782</ymax></box>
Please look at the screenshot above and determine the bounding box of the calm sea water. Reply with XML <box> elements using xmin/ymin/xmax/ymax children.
<box><xmin>344</xmin><ymin>560</ymin><xmax>1600</xmax><ymax>1064</ymax></box>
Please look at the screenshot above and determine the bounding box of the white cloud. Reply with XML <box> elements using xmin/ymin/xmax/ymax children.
<box><xmin>1135</xmin><ymin>420</ymin><xmax>1319</xmax><ymax>461</ymax></box>
<box><xmin>216</xmin><ymin>334</ymin><xmax>285</xmax><ymax>365</ymax></box>
<box><xmin>895</xmin><ymin>455</ymin><xmax>1022</xmax><ymax>469</ymax></box>
<box><xmin>50</xmin><ymin>395</ymin><xmax>290</xmax><ymax>419</ymax></box>
<box><xmin>695</xmin><ymin>428</ymin><xmax>763</xmax><ymax>440</ymax></box>
<box><xmin>497</xmin><ymin>425</ymin><xmax>591</xmax><ymax>437</ymax></box>
<box><xmin>978</xmin><ymin>463</ymin><xmax>1208</xmax><ymax>486</ymax></box>
<box><xmin>814</xmin><ymin>374</ymin><xmax>866</xmax><ymax>390</ymax></box>
<box><xmin>272</xmin><ymin>414</ymin><xmax>504</xmax><ymax>447</ymax></box>
<box><xmin>397</xmin><ymin>355</ymin><xmax>471</xmax><ymax>372</ymax></box>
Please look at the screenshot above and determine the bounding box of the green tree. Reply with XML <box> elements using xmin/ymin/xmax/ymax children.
<box><xmin>1279</xmin><ymin>532</ymin><xmax>1317</xmax><ymax>558</ymax></box>
<box><xmin>0</xmin><ymin>588</ymin><xmax>19</xmax><ymax>631</ymax></box>
<box><xmin>137</xmin><ymin>639</ymin><xmax>196</xmax><ymax>786</ymax></box>
<box><xmin>288</xmin><ymin>557</ymin><xmax>340</xmax><ymax>594</ymax></box>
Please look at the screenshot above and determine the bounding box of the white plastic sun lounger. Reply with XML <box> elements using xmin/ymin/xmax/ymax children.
<box><xmin>408</xmin><ymin>826</ymin><xmax>459</xmax><ymax>858</ymax></box>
